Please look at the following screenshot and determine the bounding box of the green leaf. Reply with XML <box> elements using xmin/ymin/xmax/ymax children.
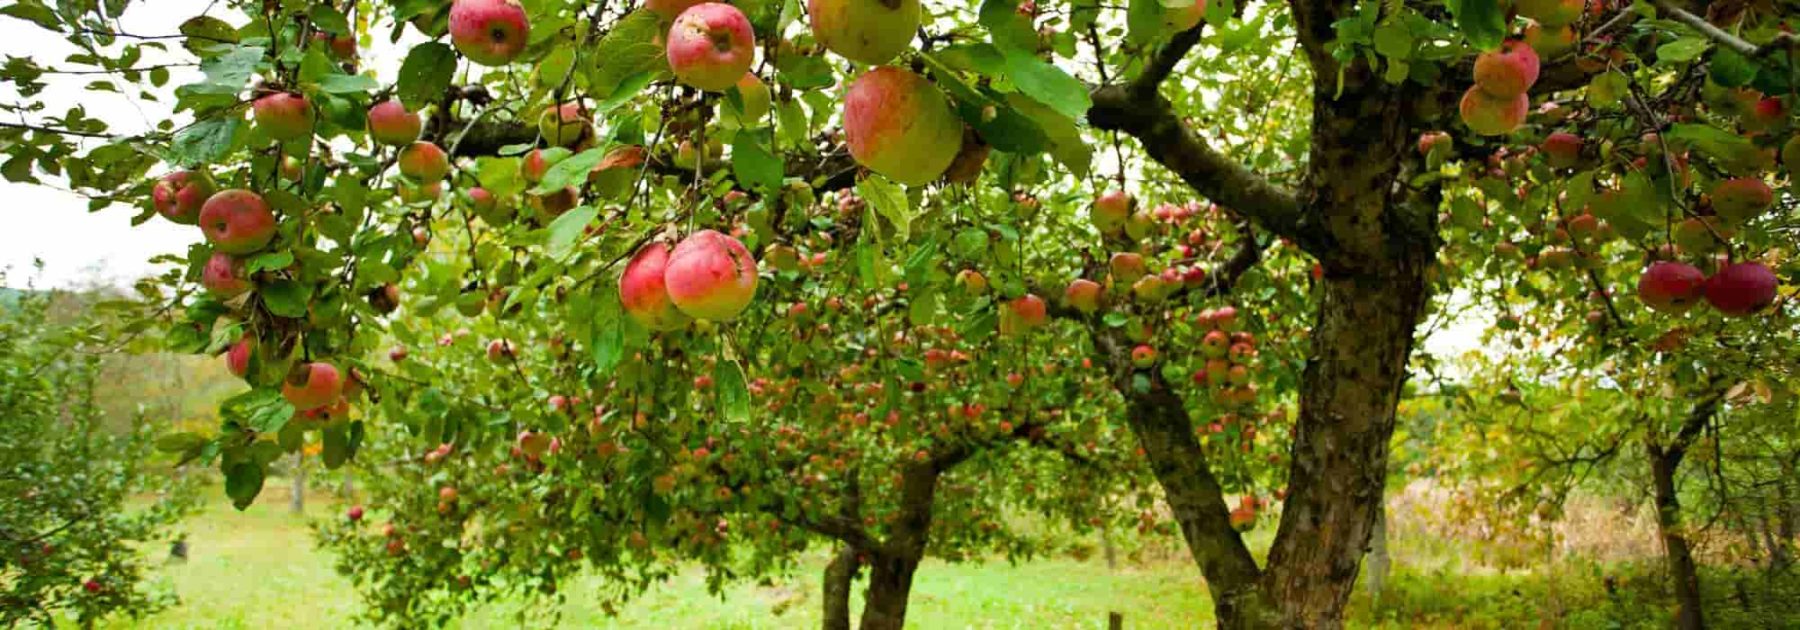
<box><xmin>1656</xmin><ymin>36</ymin><xmax>1710</xmax><ymax>64</ymax></box>
<box><xmin>979</xmin><ymin>0</ymin><xmax>1039</xmax><ymax>52</ymax></box>
<box><xmin>1127</xmin><ymin>0</ymin><xmax>1165</xmax><ymax>47</ymax></box>
<box><xmin>322</xmin><ymin>422</ymin><xmax>350</xmax><ymax>469</ymax></box>
<box><xmin>1708</xmin><ymin>48</ymin><xmax>1758</xmax><ymax>87</ymax></box>
<box><xmin>155</xmin><ymin>432</ymin><xmax>210</xmax><ymax>453</ymax></box>
<box><xmin>715</xmin><ymin>360</ymin><xmax>750</xmax><ymax>424</ymax></box>
<box><xmin>180</xmin><ymin>46</ymin><xmax>265</xmax><ymax>96</ymax></box>
<box><xmin>0</xmin><ymin>0</ymin><xmax>60</xmax><ymax>30</ymax></box>
<box><xmin>531</xmin><ymin>147</ymin><xmax>605</xmax><ymax>194</ymax></box>
<box><xmin>591</xmin><ymin>291</ymin><xmax>624</xmax><ymax>371</ymax></box>
<box><xmin>858</xmin><ymin>175</ymin><xmax>911</xmax><ymax>243</ymax></box>
<box><xmin>224</xmin><ymin>462</ymin><xmax>265</xmax><ymax>510</ymax></box>
<box><xmin>1373</xmin><ymin>22</ymin><xmax>1414</xmax><ymax>60</ymax></box>
<box><xmin>589</xmin><ymin>10</ymin><xmax>669</xmax><ymax>96</ymax></box>
<box><xmin>545</xmin><ymin>205</ymin><xmax>598</xmax><ymax>260</ymax></box>
<box><xmin>731</xmin><ymin>129</ymin><xmax>783</xmax><ymax>192</ymax></box>
<box><xmin>1445</xmin><ymin>0</ymin><xmax>1505</xmax><ymax>51</ymax></box>
<box><xmin>317</xmin><ymin>73</ymin><xmax>378</xmax><ymax>94</ymax></box>
<box><xmin>309</xmin><ymin>4</ymin><xmax>351</xmax><ymax>34</ymax></box>
<box><xmin>246</xmin><ymin>251</ymin><xmax>293</xmax><ymax>274</ymax></box>
<box><xmin>220</xmin><ymin>388</ymin><xmax>296</xmax><ymax>435</ymax></box>
<box><xmin>396</xmin><ymin>42</ymin><xmax>457</xmax><ymax>110</ymax></box>
<box><xmin>169</xmin><ymin>116</ymin><xmax>242</xmax><ymax>167</ymax></box>
<box><xmin>1001</xmin><ymin>48</ymin><xmax>1092</xmax><ymax>120</ymax></box>
<box><xmin>260</xmin><ymin>279</ymin><xmax>312</xmax><ymax>318</ymax></box>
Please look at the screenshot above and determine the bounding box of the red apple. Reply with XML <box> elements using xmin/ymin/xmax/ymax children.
<box><xmin>1472</xmin><ymin>40</ymin><xmax>1540</xmax><ymax>98</ymax></box>
<box><xmin>1131</xmin><ymin>344</ymin><xmax>1157</xmax><ymax>368</ymax></box>
<box><xmin>538</xmin><ymin>102</ymin><xmax>590</xmax><ymax>148</ymax></box>
<box><xmin>367</xmin><ymin>99</ymin><xmax>421</xmax><ymax>146</ymax></box>
<box><xmin>152</xmin><ymin>171</ymin><xmax>215</xmax><ymax>224</ymax></box>
<box><xmin>1541</xmin><ymin>132</ymin><xmax>1581</xmax><ymax>169</ymax></box>
<box><xmin>282</xmin><ymin>362</ymin><xmax>343</xmax><ymax>411</ymax></box>
<box><xmin>808</xmin><ymin>0</ymin><xmax>920</xmax><ymax>65</ymax></box>
<box><xmin>486</xmin><ymin>339</ymin><xmax>514</xmax><ymax>362</ymax></box>
<box><xmin>398</xmin><ymin>141</ymin><xmax>450</xmax><ymax>182</ymax></box>
<box><xmin>1000</xmin><ymin>294</ymin><xmax>1048</xmax><ymax>335</ymax></box>
<box><xmin>665</xmin><ymin>229</ymin><xmax>758</xmax><ymax>322</ymax></box>
<box><xmin>1064</xmin><ymin>279</ymin><xmax>1102</xmax><ymax>314</ymax></box>
<box><xmin>666</xmin><ymin>3</ymin><xmax>756</xmax><ymax>92</ymax></box>
<box><xmin>620</xmin><ymin>242</ymin><xmax>692</xmax><ymax>331</ymax></box>
<box><xmin>202</xmin><ymin>251</ymin><xmax>251</xmax><ymax>297</ymax></box>
<box><xmin>1092</xmin><ymin>189</ymin><xmax>1132</xmax><ymax>232</ymax></box>
<box><xmin>253</xmin><ymin>92</ymin><xmax>312</xmax><ymax>141</ymax></box>
<box><xmin>1704</xmin><ymin>262</ymin><xmax>1777</xmax><ymax>316</ymax></box>
<box><xmin>843</xmin><ymin>66</ymin><xmax>963</xmax><ymax>186</ymax></box>
<box><xmin>1459</xmin><ymin>87</ymin><xmax>1529</xmax><ymax>136</ymax></box>
<box><xmin>449</xmin><ymin>0</ymin><xmax>530</xmax><ymax>66</ymax></box>
<box><xmin>225</xmin><ymin>333</ymin><xmax>254</xmax><ymax>377</ymax></box>
<box><xmin>199</xmin><ymin>190</ymin><xmax>277</xmax><ymax>254</ymax></box>
<box><xmin>1416</xmin><ymin>131</ymin><xmax>1451</xmax><ymax>157</ymax></box>
<box><xmin>1636</xmin><ymin>261</ymin><xmax>1706</xmax><ymax>313</ymax></box>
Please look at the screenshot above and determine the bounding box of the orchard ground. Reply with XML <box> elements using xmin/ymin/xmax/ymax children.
<box><xmin>113</xmin><ymin>481</ymin><xmax>1796</xmax><ymax>629</ymax></box>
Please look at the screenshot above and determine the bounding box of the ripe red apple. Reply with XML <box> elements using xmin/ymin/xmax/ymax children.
<box><xmin>1636</xmin><ymin>261</ymin><xmax>1706</xmax><ymax>313</ymax></box>
<box><xmin>1459</xmin><ymin>87</ymin><xmax>1528</xmax><ymax>136</ymax></box>
<box><xmin>1541</xmin><ymin>132</ymin><xmax>1581</xmax><ymax>168</ymax></box>
<box><xmin>1001</xmin><ymin>294</ymin><xmax>1048</xmax><ymax>335</ymax></box>
<box><xmin>1473</xmin><ymin>40</ymin><xmax>1540</xmax><ymax>98</ymax></box>
<box><xmin>520</xmin><ymin>148</ymin><xmax>559</xmax><ymax>184</ymax></box>
<box><xmin>538</xmin><ymin>102</ymin><xmax>589</xmax><ymax>148</ymax></box>
<box><xmin>1711</xmin><ymin>177</ymin><xmax>1773</xmax><ymax>224</ymax></box>
<box><xmin>1201</xmin><ymin>329</ymin><xmax>1230</xmax><ymax>358</ymax></box>
<box><xmin>1064</xmin><ymin>279</ymin><xmax>1102</xmax><ymax>314</ymax></box>
<box><xmin>389</xmin><ymin>345</ymin><xmax>408</xmax><ymax>362</ymax></box>
<box><xmin>152</xmin><ymin>171</ymin><xmax>215</xmax><ymax>224</ymax></box>
<box><xmin>1109</xmin><ymin>252</ymin><xmax>1148</xmax><ymax>284</ymax></box>
<box><xmin>486</xmin><ymin>339</ymin><xmax>514</xmax><ymax>363</ymax></box>
<box><xmin>1092</xmin><ymin>190</ymin><xmax>1132</xmax><ymax>233</ymax></box>
<box><xmin>1741</xmin><ymin>97</ymin><xmax>1788</xmax><ymax>133</ymax></box>
<box><xmin>367</xmin><ymin>99</ymin><xmax>421</xmax><ymax>146</ymax></box>
<box><xmin>253</xmin><ymin>92</ymin><xmax>312</xmax><ymax>141</ymax></box>
<box><xmin>282</xmin><ymin>362</ymin><xmax>343</xmax><ymax>411</ymax></box>
<box><xmin>1163</xmin><ymin>0</ymin><xmax>1206</xmax><ymax>32</ymax></box>
<box><xmin>202</xmin><ymin>251</ymin><xmax>251</xmax><ymax>297</ymax></box>
<box><xmin>620</xmin><ymin>242</ymin><xmax>692</xmax><ymax>331</ymax></box>
<box><xmin>225</xmin><ymin>333</ymin><xmax>253</xmax><ymax>377</ymax></box>
<box><xmin>83</xmin><ymin>579</ymin><xmax>101</xmax><ymax>594</ymax></box>
<box><xmin>398</xmin><ymin>141</ymin><xmax>450</xmax><ymax>182</ymax></box>
<box><xmin>809</xmin><ymin>0</ymin><xmax>920</xmax><ymax>65</ymax></box>
<box><xmin>667</xmin><ymin>3</ymin><xmax>756</xmax><ymax>92</ymax></box>
<box><xmin>664</xmin><ymin>229</ymin><xmax>758</xmax><ymax>321</ymax></box>
<box><xmin>439</xmin><ymin>486</ymin><xmax>458</xmax><ymax>502</ymax></box>
<box><xmin>843</xmin><ymin>67</ymin><xmax>963</xmax><ymax>186</ymax></box>
<box><xmin>449</xmin><ymin>0</ymin><xmax>530</xmax><ymax>66</ymax></box>
<box><xmin>1704</xmin><ymin>262</ymin><xmax>1777</xmax><ymax>316</ymax></box>
<box><xmin>199</xmin><ymin>190</ymin><xmax>277</xmax><ymax>254</ymax></box>
<box><xmin>347</xmin><ymin>505</ymin><xmax>364</xmax><ymax>521</ymax></box>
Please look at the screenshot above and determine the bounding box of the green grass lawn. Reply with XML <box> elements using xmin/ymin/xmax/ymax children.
<box><xmin>116</xmin><ymin>489</ymin><xmax>1213</xmax><ymax>629</ymax></box>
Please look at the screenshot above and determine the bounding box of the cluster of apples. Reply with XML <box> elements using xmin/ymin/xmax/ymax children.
<box><xmin>1460</xmin><ymin>39</ymin><xmax>1541</xmax><ymax>136</ymax></box>
<box><xmin>620</xmin><ymin>229</ymin><xmax>759</xmax><ymax>330</ymax></box>
<box><xmin>1637</xmin><ymin>257</ymin><xmax>1777</xmax><ymax>318</ymax></box>
<box><xmin>1186</xmin><ymin>306</ymin><xmax>1259</xmax><ymax>406</ymax></box>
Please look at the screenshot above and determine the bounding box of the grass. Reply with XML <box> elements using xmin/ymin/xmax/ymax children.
<box><xmin>103</xmin><ymin>482</ymin><xmax>1800</xmax><ymax>629</ymax></box>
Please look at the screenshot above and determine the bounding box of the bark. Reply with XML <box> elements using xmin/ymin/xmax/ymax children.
<box><xmin>1366</xmin><ymin>503</ymin><xmax>1390</xmax><ymax>606</ymax></box>
<box><xmin>1646</xmin><ymin>391</ymin><xmax>1723</xmax><ymax>630</ymax></box>
<box><xmin>859</xmin><ymin>549</ymin><xmax>923</xmax><ymax>630</ymax></box>
<box><xmin>822</xmin><ymin>545</ymin><xmax>858</xmax><ymax>630</ymax></box>
<box><xmin>855</xmin><ymin>460</ymin><xmax>945</xmax><ymax>630</ymax></box>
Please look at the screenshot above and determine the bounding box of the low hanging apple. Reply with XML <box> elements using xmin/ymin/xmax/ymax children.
<box><xmin>253</xmin><ymin>92</ymin><xmax>313</xmax><ymax>141</ymax></box>
<box><xmin>620</xmin><ymin>242</ymin><xmax>693</xmax><ymax>331</ymax></box>
<box><xmin>366</xmin><ymin>99</ymin><xmax>422</xmax><ymax>146</ymax></box>
<box><xmin>808</xmin><ymin>0</ymin><xmax>921</xmax><ymax>65</ymax></box>
<box><xmin>152</xmin><ymin>171</ymin><xmax>214</xmax><ymax>224</ymax></box>
<box><xmin>666</xmin><ymin>3</ymin><xmax>756</xmax><ymax>92</ymax></box>
<box><xmin>1636</xmin><ymin>261</ymin><xmax>1707</xmax><ymax>314</ymax></box>
<box><xmin>282</xmin><ymin>362</ymin><xmax>344</xmax><ymax>411</ymax></box>
<box><xmin>201</xmin><ymin>252</ymin><xmax>251</xmax><ymax>297</ymax></box>
<box><xmin>449</xmin><ymin>0</ymin><xmax>530</xmax><ymax>66</ymax></box>
<box><xmin>225</xmin><ymin>334</ymin><xmax>254</xmax><ymax>377</ymax></box>
<box><xmin>398</xmin><ymin>141</ymin><xmax>451</xmax><ymax>182</ymax></box>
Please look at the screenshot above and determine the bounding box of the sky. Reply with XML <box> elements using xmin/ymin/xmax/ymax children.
<box><xmin>0</xmin><ymin>7</ymin><xmax>1490</xmax><ymax>358</ymax></box>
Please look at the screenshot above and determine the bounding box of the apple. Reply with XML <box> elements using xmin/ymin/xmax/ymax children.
<box><xmin>152</xmin><ymin>171</ymin><xmax>215</xmax><ymax>224</ymax></box>
<box><xmin>389</xmin><ymin>346</ymin><xmax>408</xmax><ymax>362</ymax></box>
<box><xmin>620</xmin><ymin>242</ymin><xmax>693</xmax><ymax>331</ymax></box>
<box><xmin>843</xmin><ymin>67</ymin><xmax>964</xmax><ymax>186</ymax></box>
<box><xmin>1522</xmin><ymin>23</ymin><xmax>1576</xmax><ymax>59</ymax></box>
<box><xmin>1416</xmin><ymin>131</ymin><xmax>1451</xmax><ymax>157</ymax></box>
<box><xmin>1109</xmin><ymin>252</ymin><xmax>1148</xmax><ymax>284</ymax></box>
<box><xmin>1131</xmin><ymin>344</ymin><xmax>1157</xmax><ymax>368</ymax></box>
<box><xmin>643</xmin><ymin>0</ymin><xmax>705</xmax><ymax>20</ymax></box>
<box><xmin>1092</xmin><ymin>190</ymin><xmax>1132</xmax><ymax>233</ymax></box>
<box><xmin>1741</xmin><ymin>97</ymin><xmax>1788</xmax><ymax>133</ymax></box>
<box><xmin>312</xmin><ymin>32</ymin><xmax>356</xmax><ymax>60</ymax></box>
<box><xmin>1202</xmin><ymin>329</ymin><xmax>1230</xmax><ymax>358</ymax></box>
<box><xmin>665</xmin><ymin>229</ymin><xmax>759</xmax><ymax>321</ymax></box>
<box><xmin>1064</xmin><ymin>279</ymin><xmax>1102</xmax><ymax>314</ymax></box>
<box><xmin>808</xmin><ymin>0</ymin><xmax>920</xmax><ymax>65</ymax></box>
<box><xmin>1673</xmin><ymin>217</ymin><xmax>1730</xmax><ymax>254</ymax></box>
<box><xmin>253</xmin><ymin>92</ymin><xmax>312</xmax><ymax>141</ymax></box>
<box><xmin>1473</xmin><ymin>40</ymin><xmax>1540</xmax><ymax>98</ymax></box>
<box><xmin>1163</xmin><ymin>0</ymin><xmax>1206</xmax><ymax>32</ymax></box>
<box><xmin>1459</xmin><ymin>87</ymin><xmax>1528</xmax><ymax>136</ymax></box>
<box><xmin>1131</xmin><ymin>275</ymin><xmax>1170</xmax><ymax>303</ymax></box>
<box><xmin>667</xmin><ymin>3</ymin><xmax>756</xmax><ymax>92</ymax></box>
<box><xmin>398</xmin><ymin>141</ymin><xmax>451</xmax><ymax>181</ymax></box>
<box><xmin>449</xmin><ymin>0</ymin><xmax>530</xmax><ymax>66</ymax></box>
<box><xmin>1541</xmin><ymin>132</ymin><xmax>1581</xmax><ymax>168</ymax></box>
<box><xmin>1636</xmin><ymin>261</ymin><xmax>1706</xmax><ymax>313</ymax></box>
<box><xmin>83</xmin><ymin>580</ymin><xmax>101</xmax><ymax>594</ymax></box>
<box><xmin>367</xmin><ymin>99</ymin><xmax>422</xmax><ymax>146</ymax></box>
<box><xmin>439</xmin><ymin>486</ymin><xmax>458</xmax><ymax>502</ymax></box>
<box><xmin>521</xmin><ymin>148</ymin><xmax>560</xmax><ymax>184</ymax></box>
<box><xmin>282</xmin><ymin>362</ymin><xmax>343</xmax><ymax>411</ymax></box>
<box><xmin>1124</xmin><ymin>210</ymin><xmax>1156</xmax><ymax>241</ymax></box>
<box><xmin>954</xmin><ymin>269</ymin><xmax>988</xmax><ymax>295</ymax></box>
<box><xmin>225</xmin><ymin>333</ymin><xmax>254</xmax><ymax>377</ymax></box>
<box><xmin>201</xmin><ymin>251</ymin><xmax>251</xmax><ymax>297</ymax></box>
<box><xmin>1704</xmin><ymin>262</ymin><xmax>1777</xmax><ymax>316</ymax></box>
<box><xmin>1515</xmin><ymin>0</ymin><xmax>1582</xmax><ymax>26</ymax></box>
<box><xmin>398</xmin><ymin>180</ymin><xmax>444</xmax><ymax>205</ymax></box>
<box><xmin>486</xmin><ymin>339</ymin><xmax>514</xmax><ymax>362</ymax></box>
<box><xmin>199</xmin><ymin>190</ymin><xmax>277</xmax><ymax>254</ymax></box>
<box><xmin>733</xmin><ymin>73</ymin><xmax>771</xmax><ymax>123</ymax></box>
<box><xmin>1000</xmin><ymin>294</ymin><xmax>1048</xmax><ymax>335</ymax></box>
<box><xmin>538</xmin><ymin>102</ymin><xmax>589</xmax><ymax>148</ymax></box>
<box><xmin>347</xmin><ymin>505</ymin><xmax>364</xmax><ymax>522</ymax></box>
<box><xmin>1711</xmin><ymin>177</ymin><xmax>1773</xmax><ymax>224</ymax></box>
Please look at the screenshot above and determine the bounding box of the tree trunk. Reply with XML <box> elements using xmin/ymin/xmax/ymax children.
<box><xmin>822</xmin><ymin>545</ymin><xmax>858</xmax><ymax>630</ymax></box>
<box><xmin>858</xmin><ymin>550</ymin><xmax>922</xmax><ymax>630</ymax></box>
<box><xmin>340</xmin><ymin>469</ymin><xmax>355</xmax><ymax>497</ymax></box>
<box><xmin>1365</xmin><ymin>502</ymin><xmax>1390</xmax><ymax>606</ymax></box>
<box><xmin>1649</xmin><ymin>446</ymin><xmax>1706</xmax><ymax>630</ymax></box>
<box><xmin>289</xmin><ymin>452</ymin><xmax>306</xmax><ymax>515</ymax></box>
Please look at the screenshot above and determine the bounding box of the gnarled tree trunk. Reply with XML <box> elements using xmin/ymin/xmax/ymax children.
<box><xmin>822</xmin><ymin>545</ymin><xmax>859</xmax><ymax>630</ymax></box>
<box><xmin>856</xmin><ymin>460</ymin><xmax>943</xmax><ymax>630</ymax></box>
<box><xmin>1649</xmin><ymin>446</ymin><xmax>1706</xmax><ymax>630</ymax></box>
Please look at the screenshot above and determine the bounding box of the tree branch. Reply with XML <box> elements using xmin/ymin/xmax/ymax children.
<box><xmin>0</xmin><ymin>121</ymin><xmax>114</xmax><ymax>139</ymax></box>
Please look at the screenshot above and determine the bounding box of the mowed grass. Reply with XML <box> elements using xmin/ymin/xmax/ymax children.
<box><xmin>115</xmin><ymin>484</ymin><xmax>1214</xmax><ymax>629</ymax></box>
